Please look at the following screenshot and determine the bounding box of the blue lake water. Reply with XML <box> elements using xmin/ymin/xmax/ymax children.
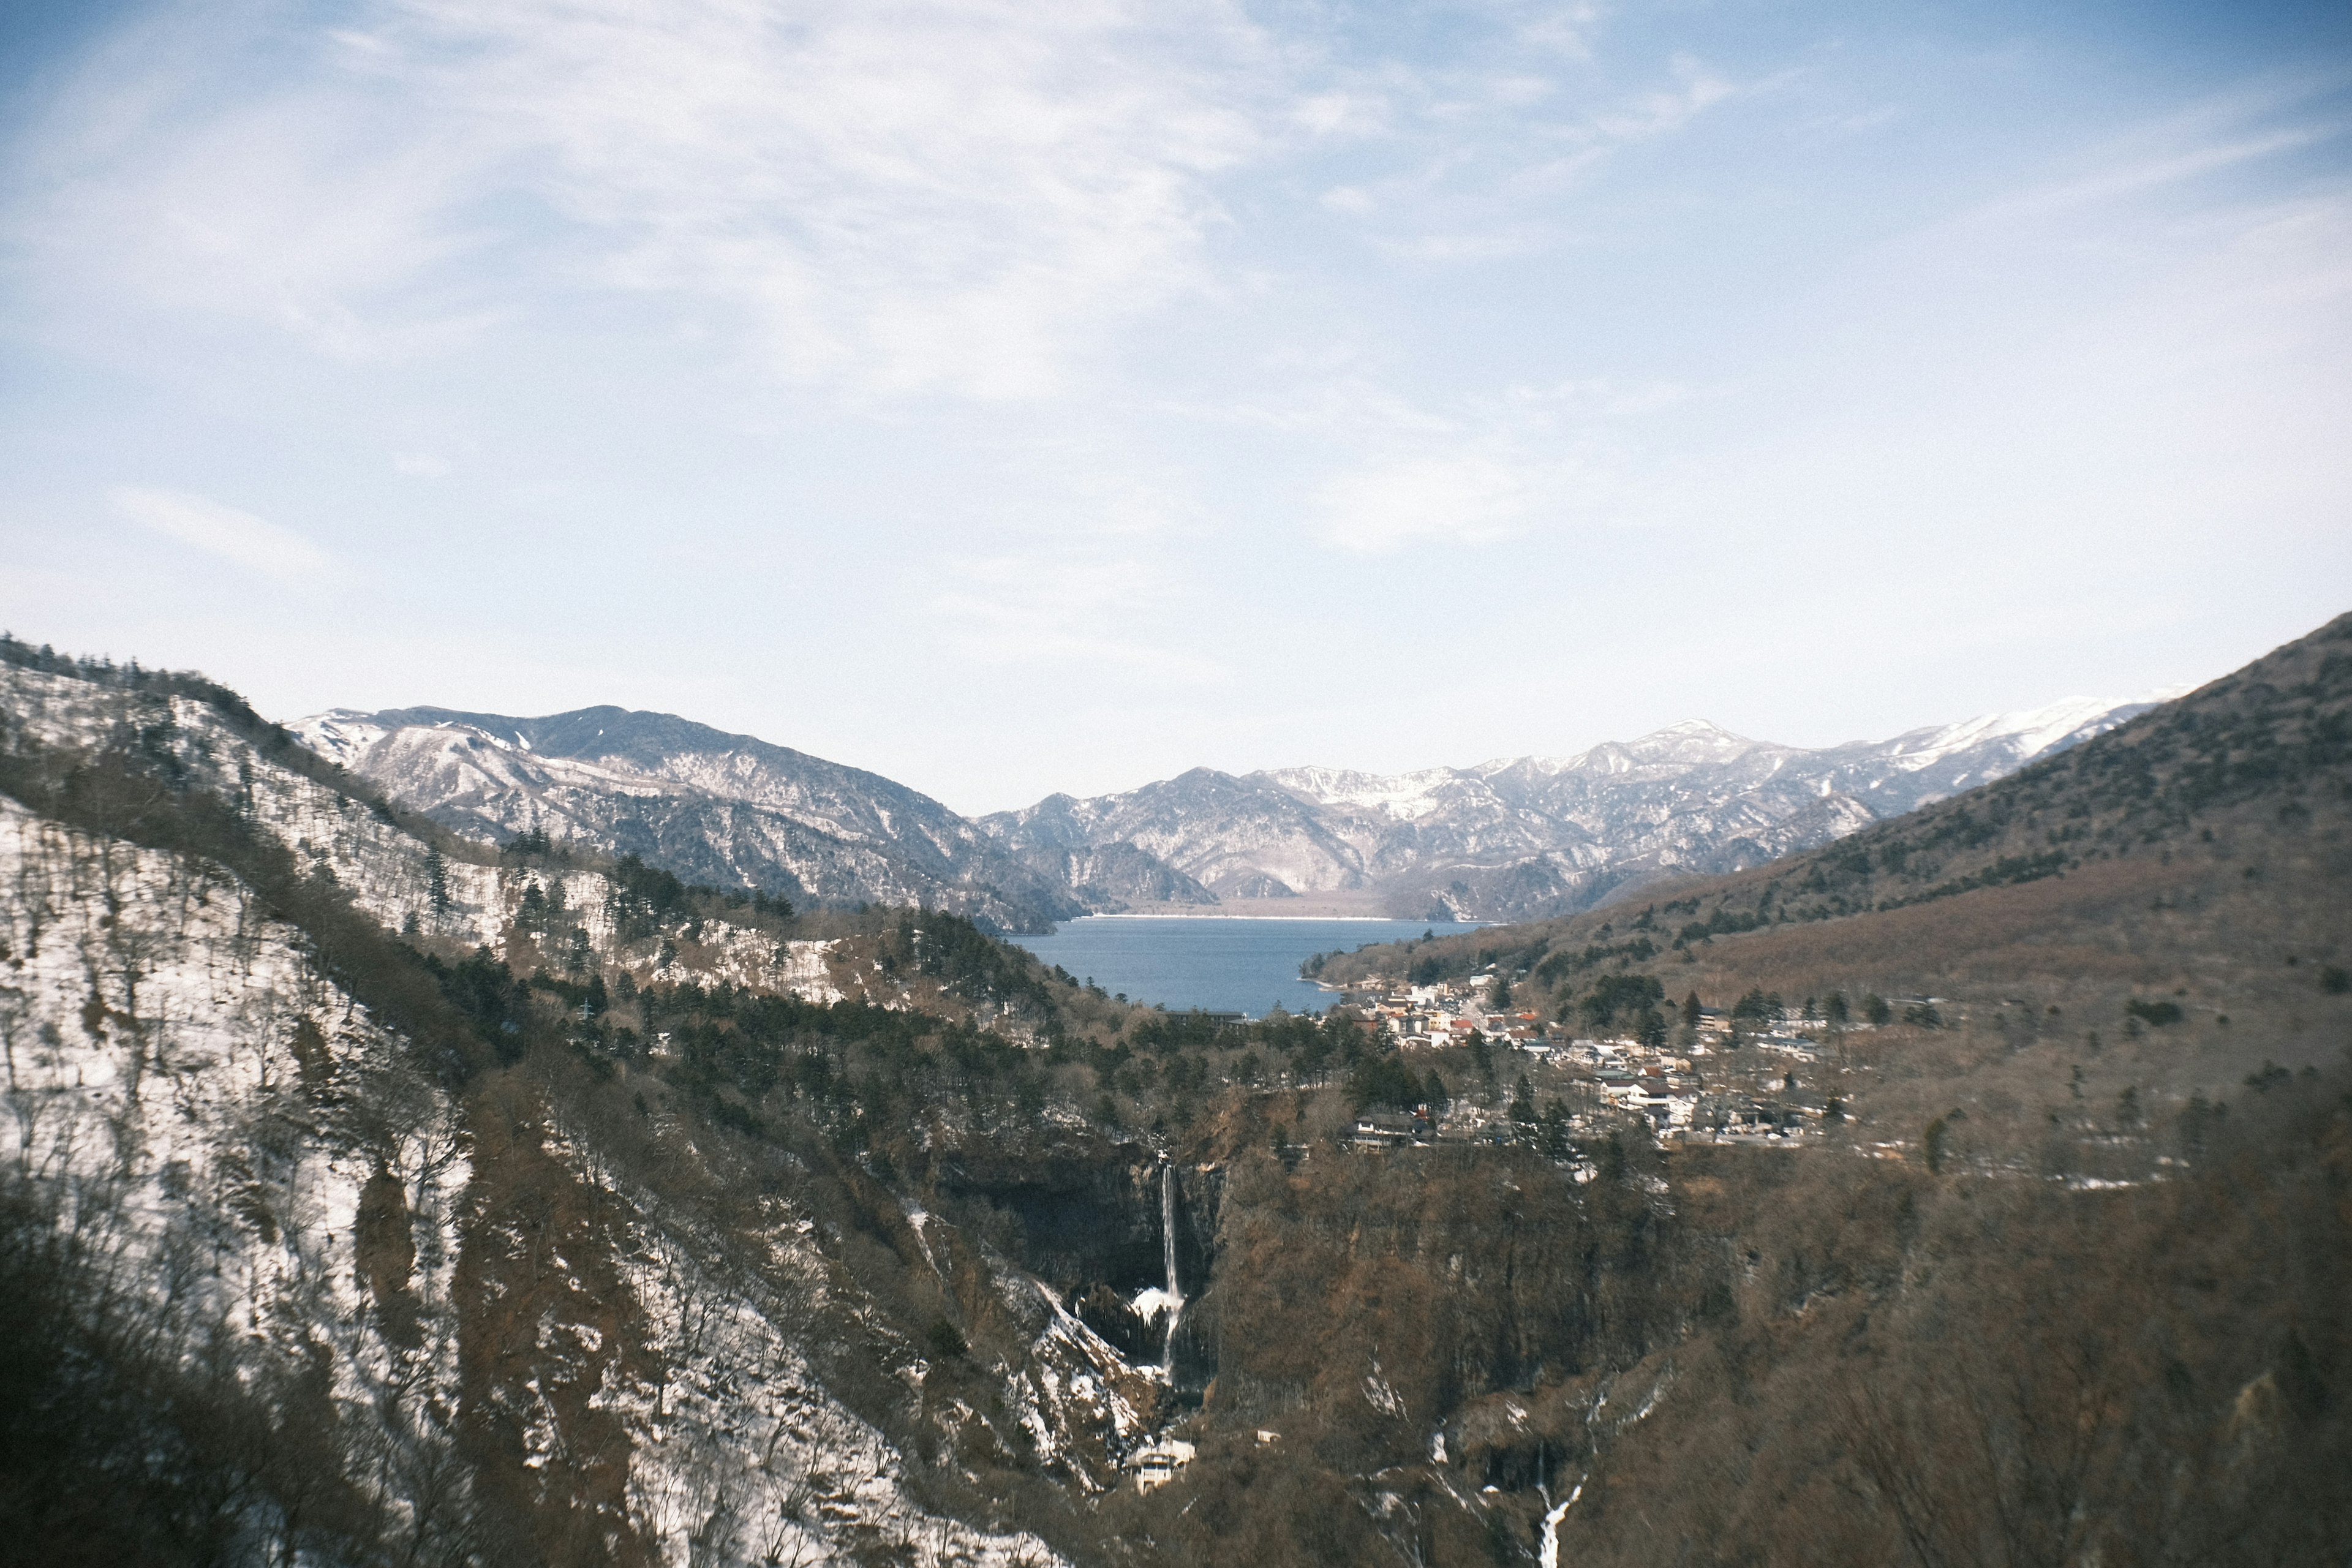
<box><xmin>1007</xmin><ymin>917</ymin><xmax>1482</xmax><ymax>1017</ymax></box>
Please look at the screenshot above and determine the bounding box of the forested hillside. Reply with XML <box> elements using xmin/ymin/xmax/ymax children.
<box><xmin>2</xmin><ymin>624</ymin><xmax>2345</xmax><ymax>1567</ymax></box>
<box><xmin>1300</xmin><ymin>609</ymin><xmax>2352</xmax><ymax>1562</ymax></box>
<box><xmin>1316</xmin><ymin>609</ymin><xmax>2351</xmax><ymax>1080</ymax></box>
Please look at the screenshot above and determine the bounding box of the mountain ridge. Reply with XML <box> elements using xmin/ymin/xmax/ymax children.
<box><xmin>4</xmin><ymin>621</ymin><xmax>2344</xmax><ymax>1566</ymax></box>
<box><xmin>1313</xmin><ymin>612</ymin><xmax>2350</xmax><ymax>1003</ymax></box>
<box><xmin>301</xmin><ymin>691</ymin><xmax>2168</xmax><ymax>929</ymax></box>
<box><xmin>982</xmin><ymin>694</ymin><xmax>2168</xmax><ymax>921</ymax></box>
<box><xmin>295</xmin><ymin>702</ymin><xmax>1088</xmax><ymax>932</ymax></box>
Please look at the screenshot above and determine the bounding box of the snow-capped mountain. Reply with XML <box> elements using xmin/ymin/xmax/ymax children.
<box><xmin>6</xmin><ymin>621</ymin><xmax>2339</xmax><ymax>1566</ymax></box>
<box><xmin>295</xmin><ymin>704</ymin><xmax>1084</xmax><ymax>932</ymax></box>
<box><xmin>981</xmin><ymin>695</ymin><xmax>2170</xmax><ymax>922</ymax></box>
<box><xmin>297</xmin><ymin>690</ymin><xmax>2162</xmax><ymax>928</ymax></box>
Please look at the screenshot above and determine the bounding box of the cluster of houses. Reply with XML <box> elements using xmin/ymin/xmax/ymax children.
<box><xmin>1346</xmin><ymin>978</ymin><xmax>1847</xmax><ymax>1149</ymax></box>
<box><xmin>1366</xmin><ymin>983</ymin><xmax>1548</xmax><ymax>1052</ymax></box>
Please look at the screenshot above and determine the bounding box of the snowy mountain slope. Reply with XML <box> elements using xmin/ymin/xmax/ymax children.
<box><xmin>0</xmin><ymin>662</ymin><xmax>831</xmax><ymax>988</ymax></box>
<box><xmin>0</xmin><ymin>790</ymin><xmax>1077</xmax><ymax>1563</ymax></box>
<box><xmin>982</xmin><ymin>697</ymin><xmax>2165</xmax><ymax>921</ymax></box>
<box><xmin>297</xmin><ymin>705</ymin><xmax>1084</xmax><ymax>933</ymax></box>
<box><xmin>0</xmin><ymin>647</ymin><xmax>1210</xmax><ymax>1563</ymax></box>
<box><xmin>0</xmin><ymin>790</ymin><xmax>481</xmax><ymax>1555</ymax></box>
<box><xmin>998</xmin><ymin>834</ymin><xmax>1220</xmax><ymax>910</ymax></box>
<box><xmin>3</xmin><ymin>660</ymin><xmax>484</xmax><ymax>939</ymax></box>
<box><xmin>982</xmin><ymin>770</ymin><xmax>1370</xmax><ymax>900</ymax></box>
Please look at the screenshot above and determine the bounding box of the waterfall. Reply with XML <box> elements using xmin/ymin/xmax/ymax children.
<box><xmin>1159</xmin><ymin>1163</ymin><xmax>1185</xmax><ymax>1370</ymax></box>
<box><xmin>1159</xmin><ymin>1163</ymin><xmax>1183</xmax><ymax>1299</ymax></box>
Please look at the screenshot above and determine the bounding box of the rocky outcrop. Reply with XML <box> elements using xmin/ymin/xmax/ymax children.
<box><xmin>933</xmin><ymin>1137</ymin><xmax>1166</xmax><ymax>1295</ymax></box>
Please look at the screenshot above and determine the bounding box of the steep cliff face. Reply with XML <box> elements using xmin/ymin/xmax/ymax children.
<box><xmin>982</xmin><ymin>698</ymin><xmax>2162</xmax><ymax>920</ymax></box>
<box><xmin>296</xmin><ymin>705</ymin><xmax>1083</xmax><ymax>933</ymax></box>
<box><xmin>0</xmin><ymin>801</ymin><xmax>1110</xmax><ymax>1561</ymax></box>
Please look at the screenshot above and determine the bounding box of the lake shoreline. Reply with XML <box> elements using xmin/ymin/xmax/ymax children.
<box><xmin>1009</xmin><ymin>915</ymin><xmax>1482</xmax><ymax>1016</ymax></box>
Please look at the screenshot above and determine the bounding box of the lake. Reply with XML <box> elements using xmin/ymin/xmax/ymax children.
<box><xmin>1007</xmin><ymin>917</ymin><xmax>1482</xmax><ymax>1017</ymax></box>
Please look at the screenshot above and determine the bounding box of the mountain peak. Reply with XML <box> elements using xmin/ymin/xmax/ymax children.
<box><xmin>287</xmin><ymin>703</ymin><xmax>1082</xmax><ymax>930</ymax></box>
<box><xmin>986</xmin><ymin>691</ymin><xmax>2162</xmax><ymax>921</ymax></box>
<box><xmin>1612</xmin><ymin>718</ymin><xmax>1765</xmax><ymax>764</ymax></box>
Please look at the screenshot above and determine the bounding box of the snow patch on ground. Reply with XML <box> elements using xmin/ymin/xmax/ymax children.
<box><xmin>1538</xmin><ymin>1480</ymin><xmax>1585</xmax><ymax>1568</ymax></box>
<box><xmin>0</xmin><ymin>796</ymin><xmax>472</xmax><ymax>1534</ymax></box>
<box><xmin>527</xmin><ymin>1126</ymin><xmax>1068</xmax><ymax>1566</ymax></box>
<box><xmin>608</xmin><ymin>1216</ymin><xmax>1065</xmax><ymax>1565</ymax></box>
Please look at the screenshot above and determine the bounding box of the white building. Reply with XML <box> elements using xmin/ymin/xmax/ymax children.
<box><xmin>1132</xmin><ymin>1438</ymin><xmax>1197</xmax><ymax>1493</ymax></box>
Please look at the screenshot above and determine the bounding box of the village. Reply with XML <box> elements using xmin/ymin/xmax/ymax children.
<box><xmin>1120</xmin><ymin>974</ymin><xmax>1885</xmax><ymax>1493</ymax></box>
<box><xmin>1336</xmin><ymin>971</ymin><xmax>1869</xmax><ymax>1156</ymax></box>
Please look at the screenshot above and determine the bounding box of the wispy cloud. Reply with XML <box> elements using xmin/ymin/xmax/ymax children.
<box><xmin>1191</xmin><ymin>375</ymin><xmax>1651</xmax><ymax>555</ymax></box>
<box><xmin>1948</xmin><ymin>75</ymin><xmax>2350</xmax><ymax>229</ymax></box>
<box><xmin>15</xmin><ymin>0</ymin><xmax>1280</xmax><ymax>398</ymax></box>
<box><xmin>1588</xmin><ymin>56</ymin><xmax>1743</xmax><ymax>141</ymax></box>
<box><xmin>1984</xmin><ymin>129</ymin><xmax>2336</xmax><ymax>221</ymax></box>
<box><xmin>110</xmin><ymin>487</ymin><xmax>336</xmax><ymax>583</ymax></box>
<box><xmin>1300</xmin><ymin>49</ymin><xmax>1761</xmax><ymax>251</ymax></box>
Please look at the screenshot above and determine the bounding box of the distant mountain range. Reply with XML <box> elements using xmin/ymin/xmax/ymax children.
<box><xmin>299</xmin><ymin>695</ymin><xmax>2166</xmax><ymax>929</ymax></box>
<box><xmin>981</xmin><ymin>696</ymin><xmax>2169</xmax><ymax>922</ymax></box>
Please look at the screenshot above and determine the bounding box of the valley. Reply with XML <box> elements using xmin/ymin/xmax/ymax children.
<box><xmin>300</xmin><ymin>694</ymin><xmax>2158</xmax><ymax>935</ymax></box>
<box><xmin>13</xmin><ymin>3</ymin><xmax>2343</xmax><ymax>1562</ymax></box>
<box><xmin>0</xmin><ymin>615</ymin><xmax>2343</xmax><ymax>1566</ymax></box>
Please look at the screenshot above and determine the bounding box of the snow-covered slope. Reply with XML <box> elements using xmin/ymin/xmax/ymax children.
<box><xmin>0</xmin><ymin>792</ymin><xmax>1076</xmax><ymax>1564</ymax></box>
<box><xmin>296</xmin><ymin>705</ymin><xmax>1082</xmax><ymax>933</ymax></box>
<box><xmin>298</xmin><ymin>688</ymin><xmax>2157</xmax><ymax>928</ymax></box>
<box><xmin>0</xmin><ymin>662</ymin><xmax>843</xmax><ymax>992</ymax></box>
<box><xmin>0</xmin><ymin>791</ymin><xmax>484</xmax><ymax>1555</ymax></box>
<box><xmin>0</xmin><ymin>650</ymin><xmax>1193</xmax><ymax>1563</ymax></box>
<box><xmin>981</xmin><ymin>697</ymin><xmax>2166</xmax><ymax>921</ymax></box>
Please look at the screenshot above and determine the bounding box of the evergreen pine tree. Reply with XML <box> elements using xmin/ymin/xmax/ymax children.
<box><xmin>1540</xmin><ymin>1099</ymin><xmax>1572</xmax><ymax>1159</ymax></box>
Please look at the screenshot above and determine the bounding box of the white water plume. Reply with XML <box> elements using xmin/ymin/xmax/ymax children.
<box><xmin>1159</xmin><ymin>1162</ymin><xmax>1185</xmax><ymax>1370</ymax></box>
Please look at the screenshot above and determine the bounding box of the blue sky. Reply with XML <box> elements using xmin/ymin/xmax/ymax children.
<box><xmin>3</xmin><ymin>0</ymin><xmax>2348</xmax><ymax>812</ymax></box>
